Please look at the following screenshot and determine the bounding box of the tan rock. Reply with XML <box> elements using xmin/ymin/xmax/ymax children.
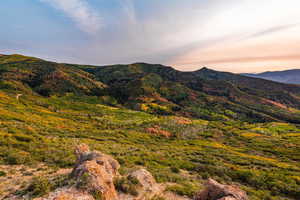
<box><xmin>194</xmin><ymin>179</ymin><xmax>248</xmax><ymax>200</ymax></box>
<box><xmin>129</xmin><ymin>169</ymin><xmax>156</xmax><ymax>190</ymax></box>
<box><xmin>118</xmin><ymin>169</ymin><xmax>164</xmax><ymax>200</ymax></box>
<box><xmin>71</xmin><ymin>145</ymin><xmax>120</xmax><ymax>200</ymax></box>
<box><xmin>39</xmin><ymin>144</ymin><xmax>120</xmax><ymax>200</ymax></box>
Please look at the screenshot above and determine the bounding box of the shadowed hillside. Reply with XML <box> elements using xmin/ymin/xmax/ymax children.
<box><xmin>85</xmin><ymin>63</ymin><xmax>300</xmax><ymax>123</ymax></box>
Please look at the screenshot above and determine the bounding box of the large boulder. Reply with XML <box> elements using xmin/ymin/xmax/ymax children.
<box><xmin>194</xmin><ymin>179</ymin><xmax>248</xmax><ymax>200</ymax></box>
<box><xmin>129</xmin><ymin>169</ymin><xmax>156</xmax><ymax>190</ymax></box>
<box><xmin>118</xmin><ymin>169</ymin><xmax>164</xmax><ymax>200</ymax></box>
<box><xmin>38</xmin><ymin>144</ymin><xmax>120</xmax><ymax>200</ymax></box>
<box><xmin>71</xmin><ymin>144</ymin><xmax>120</xmax><ymax>200</ymax></box>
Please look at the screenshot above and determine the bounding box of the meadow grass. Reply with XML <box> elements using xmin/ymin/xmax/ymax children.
<box><xmin>0</xmin><ymin>92</ymin><xmax>299</xmax><ymax>199</ymax></box>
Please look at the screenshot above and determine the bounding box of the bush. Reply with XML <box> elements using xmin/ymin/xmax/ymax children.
<box><xmin>5</xmin><ymin>150</ymin><xmax>33</xmax><ymax>165</ymax></box>
<box><xmin>114</xmin><ymin>176</ymin><xmax>139</xmax><ymax>196</ymax></box>
<box><xmin>91</xmin><ymin>190</ymin><xmax>103</xmax><ymax>200</ymax></box>
<box><xmin>170</xmin><ymin>167</ymin><xmax>180</xmax><ymax>173</ymax></box>
<box><xmin>0</xmin><ymin>171</ymin><xmax>6</xmax><ymax>176</ymax></box>
<box><xmin>27</xmin><ymin>177</ymin><xmax>52</xmax><ymax>197</ymax></box>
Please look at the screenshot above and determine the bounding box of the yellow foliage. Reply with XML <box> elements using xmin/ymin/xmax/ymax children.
<box><xmin>241</xmin><ymin>132</ymin><xmax>262</xmax><ymax>138</ymax></box>
<box><xmin>0</xmin><ymin>92</ymin><xmax>9</xmax><ymax>99</ymax></box>
<box><xmin>207</xmin><ymin>141</ymin><xmax>295</xmax><ymax>169</ymax></box>
<box><xmin>140</xmin><ymin>104</ymin><xmax>149</xmax><ymax>111</ymax></box>
<box><xmin>284</xmin><ymin>133</ymin><xmax>300</xmax><ymax>137</ymax></box>
<box><xmin>290</xmin><ymin>176</ymin><xmax>300</xmax><ymax>182</ymax></box>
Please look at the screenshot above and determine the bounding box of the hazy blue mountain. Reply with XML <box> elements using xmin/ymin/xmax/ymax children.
<box><xmin>243</xmin><ymin>69</ymin><xmax>300</xmax><ymax>84</ymax></box>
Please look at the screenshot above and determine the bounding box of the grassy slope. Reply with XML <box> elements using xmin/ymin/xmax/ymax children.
<box><xmin>0</xmin><ymin>54</ymin><xmax>106</xmax><ymax>96</ymax></box>
<box><xmin>0</xmin><ymin>91</ymin><xmax>299</xmax><ymax>199</ymax></box>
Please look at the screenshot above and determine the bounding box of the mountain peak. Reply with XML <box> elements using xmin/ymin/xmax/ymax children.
<box><xmin>199</xmin><ymin>67</ymin><xmax>212</xmax><ymax>71</ymax></box>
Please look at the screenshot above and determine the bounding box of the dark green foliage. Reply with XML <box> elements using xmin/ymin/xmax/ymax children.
<box><xmin>114</xmin><ymin>176</ymin><xmax>139</xmax><ymax>196</ymax></box>
<box><xmin>26</xmin><ymin>177</ymin><xmax>52</xmax><ymax>197</ymax></box>
<box><xmin>0</xmin><ymin>171</ymin><xmax>6</xmax><ymax>176</ymax></box>
<box><xmin>170</xmin><ymin>167</ymin><xmax>180</xmax><ymax>173</ymax></box>
<box><xmin>91</xmin><ymin>190</ymin><xmax>103</xmax><ymax>200</ymax></box>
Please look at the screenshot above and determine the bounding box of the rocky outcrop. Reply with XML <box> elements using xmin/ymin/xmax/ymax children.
<box><xmin>71</xmin><ymin>144</ymin><xmax>120</xmax><ymax>200</ymax></box>
<box><xmin>194</xmin><ymin>179</ymin><xmax>248</xmax><ymax>200</ymax></box>
<box><xmin>30</xmin><ymin>144</ymin><xmax>248</xmax><ymax>200</ymax></box>
<box><xmin>38</xmin><ymin>144</ymin><xmax>120</xmax><ymax>200</ymax></box>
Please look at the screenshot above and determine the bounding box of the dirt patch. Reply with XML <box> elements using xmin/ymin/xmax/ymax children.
<box><xmin>263</xmin><ymin>99</ymin><xmax>288</xmax><ymax>109</ymax></box>
<box><xmin>0</xmin><ymin>164</ymin><xmax>71</xmax><ymax>199</ymax></box>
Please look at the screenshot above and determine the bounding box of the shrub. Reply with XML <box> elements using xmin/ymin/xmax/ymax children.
<box><xmin>114</xmin><ymin>176</ymin><xmax>139</xmax><ymax>196</ymax></box>
<box><xmin>170</xmin><ymin>167</ymin><xmax>180</xmax><ymax>173</ymax></box>
<box><xmin>91</xmin><ymin>190</ymin><xmax>103</xmax><ymax>200</ymax></box>
<box><xmin>5</xmin><ymin>150</ymin><xmax>33</xmax><ymax>165</ymax></box>
<box><xmin>0</xmin><ymin>171</ymin><xmax>6</xmax><ymax>176</ymax></box>
<box><xmin>27</xmin><ymin>177</ymin><xmax>52</xmax><ymax>197</ymax></box>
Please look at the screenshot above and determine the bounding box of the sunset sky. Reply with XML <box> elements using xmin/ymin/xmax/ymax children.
<box><xmin>1</xmin><ymin>0</ymin><xmax>300</xmax><ymax>73</ymax></box>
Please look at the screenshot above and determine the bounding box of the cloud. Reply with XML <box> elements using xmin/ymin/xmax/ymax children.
<box><xmin>120</xmin><ymin>0</ymin><xmax>137</xmax><ymax>25</ymax></box>
<box><xmin>10</xmin><ymin>0</ymin><xmax>300</xmax><ymax>73</ymax></box>
<box><xmin>245</xmin><ymin>23</ymin><xmax>300</xmax><ymax>40</ymax></box>
<box><xmin>41</xmin><ymin>0</ymin><xmax>102</xmax><ymax>34</ymax></box>
<box><xmin>177</xmin><ymin>55</ymin><xmax>300</xmax><ymax>65</ymax></box>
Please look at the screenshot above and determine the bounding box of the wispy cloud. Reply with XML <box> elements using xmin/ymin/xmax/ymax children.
<box><xmin>6</xmin><ymin>0</ymin><xmax>300</xmax><ymax>73</ymax></box>
<box><xmin>245</xmin><ymin>23</ymin><xmax>300</xmax><ymax>40</ymax></box>
<box><xmin>177</xmin><ymin>54</ymin><xmax>300</xmax><ymax>65</ymax></box>
<box><xmin>41</xmin><ymin>0</ymin><xmax>102</xmax><ymax>34</ymax></box>
<box><xmin>120</xmin><ymin>0</ymin><xmax>137</xmax><ymax>25</ymax></box>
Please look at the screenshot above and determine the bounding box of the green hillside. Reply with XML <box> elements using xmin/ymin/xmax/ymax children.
<box><xmin>0</xmin><ymin>54</ymin><xmax>106</xmax><ymax>96</ymax></box>
<box><xmin>86</xmin><ymin>63</ymin><xmax>300</xmax><ymax>123</ymax></box>
<box><xmin>0</xmin><ymin>55</ymin><xmax>299</xmax><ymax>199</ymax></box>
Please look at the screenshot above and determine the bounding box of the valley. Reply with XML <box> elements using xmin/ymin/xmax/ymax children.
<box><xmin>0</xmin><ymin>55</ymin><xmax>299</xmax><ymax>199</ymax></box>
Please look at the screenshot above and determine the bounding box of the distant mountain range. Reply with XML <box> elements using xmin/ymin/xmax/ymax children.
<box><xmin>243</xmin><ymin>69</ymin><xmax>300</xmax><ymax>84</ymax></box>
<box><xmin>1</xmin><ymin>54</ymin><xmax>300</xmax><ymax>123</ymax></box>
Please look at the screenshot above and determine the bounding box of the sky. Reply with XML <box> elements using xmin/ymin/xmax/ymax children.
<box><xmin>1</xmin><ymin>0</ymin><xmax>300</xmax><ymax>73</ymax></box>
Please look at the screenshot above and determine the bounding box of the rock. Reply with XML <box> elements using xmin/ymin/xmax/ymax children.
<box><xmin>194</xmin><ymin>179</ymin><xmax>248</xmax><ymax>200</ymax></box>
<box><xmin>71</xmin><ymin>144</ymin><xmax>120</xmax><ymax>179</ymax></box>
<box><xmin>29</xmin><ymin>144</ymin><xmax>248</xmax><ymax>200</ymax></box>
<box><xmin>129</xmin><ymin>169</ymin><xmax>156</xmax><ymax>190</ymax></box>
<box><xmin>118</xmin><ymin>169</ymin><xmax>164</xmax><ymax>200</ymax></box>
<box><xmin>39</xmin><ymin>144</ymin><xmax>120</xmax><ymax>200</ymax></box>
<box><xmin>71</xmin><ymin>144</ymin><xmax>120</xmax><ymax>200</ymax></box>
